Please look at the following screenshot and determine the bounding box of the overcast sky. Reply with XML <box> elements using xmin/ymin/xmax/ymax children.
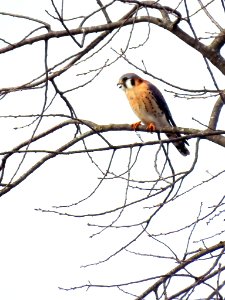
<box><xmin>0</xmin><ymin>1</ymin><xmax>225</xmax><ymax>299</ymax></box>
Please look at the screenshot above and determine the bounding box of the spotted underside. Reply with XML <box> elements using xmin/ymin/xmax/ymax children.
<box><xmin>118</xmin><ymin>73</ymin><xmax>190</xmax><ymax>156</ymax></box>
<box><xmin>125</xmin><ymin>80</ymin><xmax>171</xmax><ymax>129</ymax></box>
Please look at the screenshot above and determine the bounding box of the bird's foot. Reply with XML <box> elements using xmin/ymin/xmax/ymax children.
<box><xmin>131</xmin><ymin>121</ymin><xmax>141</xmax><ymax>130</ymax></box>
<box><xmin>146</xmin><ymin>122</ymin><xmax>156</xmax><ymax>132</ymax></box>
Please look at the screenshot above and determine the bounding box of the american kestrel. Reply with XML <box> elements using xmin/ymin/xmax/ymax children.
<box><xmin>117</xmin><ymin>73</ymin><xmax>189</xmax><ymax>156</ymax></box>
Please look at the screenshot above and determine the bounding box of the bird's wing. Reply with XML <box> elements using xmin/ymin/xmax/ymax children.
<box><xmin>147</xmin><ymin>82</ymin><xmax>176</xmax><ymax>127</ymax></box>
<box><xmin>148</xmin><ymin>81</ymin><xmax>189</xmax><ymax>147</ymax></box>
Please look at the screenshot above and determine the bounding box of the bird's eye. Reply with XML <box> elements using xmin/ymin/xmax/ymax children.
<box><xmin>125</xmin><ymin>78</ymin><xmax>135</xmax><ymax>89</ymax></box>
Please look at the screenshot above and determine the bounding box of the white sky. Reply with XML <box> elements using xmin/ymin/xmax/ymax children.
<box><xmin>0</xmin><ymin>1</ymin><xmax>225</xmax><ymax>299</ymax></box>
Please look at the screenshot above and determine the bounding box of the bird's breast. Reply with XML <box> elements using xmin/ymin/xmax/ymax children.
<box><xmin>125</xmin><ymin>85</ymin><xmax>162</xmax><ymax>126</ymax></box>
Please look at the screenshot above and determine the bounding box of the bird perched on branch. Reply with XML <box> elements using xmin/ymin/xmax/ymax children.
<box><xmin>117</xmin><ymin>73</ymin><xmax>189</xmax><ymax>156</ymax></box>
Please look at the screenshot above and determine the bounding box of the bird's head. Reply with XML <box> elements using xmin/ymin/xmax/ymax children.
<box><xmin>117</xmin><ymin>73</ymin><xmax>143</xmax><ymax>91</ymax></box>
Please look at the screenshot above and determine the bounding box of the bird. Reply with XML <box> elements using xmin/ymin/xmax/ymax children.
<box><xmin>117</xmin><ymin>73</ymin><xmax>189</xmax><ymax>156</ymax></box>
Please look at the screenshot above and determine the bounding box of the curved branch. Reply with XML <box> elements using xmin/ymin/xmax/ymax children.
<box><xmin>0</xmin><ymin>11</ymin><xmax>51</xmax><ymax>30</ymax></box>
<box><xmin>135</xmin><ymin>242</ymin><xmax>225</xmax><ymax>300</ymax></box>
<box><xmin>0</xmin><ymin>119</ymin><xmax>224</xmax><ymax>196</ymax></box>
<box><xmin>210</xmin><ymin>29</ymin><xmax>225</xmax><ymax>52</ymax></box>
<box><xmin>209</xmin><ymin>94</ymin><xmax>225</xmax><ymax>130</ymax></box>
<box><xmin>0</xmin><ymin>6</ymin><xmax>138</xmax><ymax>94</ymax></box>
<box><xmin>0</xmin><ymin>7</ymin><xmax>139</xmax><ymax>55</ymax></box>
<box><xmin>1</xmin><ymin>5</ymin><xmax>225</xmax><ymax>95</ymax></box>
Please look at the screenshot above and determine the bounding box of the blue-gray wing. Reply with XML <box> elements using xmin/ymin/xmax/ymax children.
<box><xmin>148</xmin><ymin>82</ymin><xmax>176</xmax><ymax>127</ymax></box>
<box><xmin>148</xmin><ymin>81</ymin><xmax>189</xmax><ymax>152</ymax></box>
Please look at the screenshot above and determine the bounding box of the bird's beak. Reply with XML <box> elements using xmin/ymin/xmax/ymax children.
<box><xmin>117</xmin><ymin>80</ymin><xmax>123</xmax><ymax>89</ymax></box>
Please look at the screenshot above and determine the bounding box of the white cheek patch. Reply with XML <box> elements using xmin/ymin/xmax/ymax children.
<box><xmin>125</xmin><ymin>79</ymin><xmax>134</xmax><ymax>89</ymax></box>
<box><xmin>120</xmin><ymin>85</ymin><xmax>126</xmax><ymax>91</ymax></box>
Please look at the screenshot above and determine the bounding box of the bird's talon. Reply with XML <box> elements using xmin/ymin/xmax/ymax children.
<box><xmin>146</xmin><ymin>123</ymin><xmax>156</xmax><ymax>132</ymax></box>
<box><xmin>131</xmin><ymin>121</ymin><xmax>141</xmax><ymax>130</ymax></box>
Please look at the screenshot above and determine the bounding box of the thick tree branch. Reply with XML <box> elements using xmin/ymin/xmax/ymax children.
<box><xmin>0</xmin><ymin>7</ymin><xmax>140</xmax><ymax>55</ymax></box>
<box><xmin>135</xmin><ymin>242</ymin><xmax>225</xmax><ymax>300</ymax></box>
<box><xmin>1</xmin><ymin>9</ymin><xmax>225</xmax><ymax>76</ymax></box>
<box><xmin>209</xmin><ymin>94</ymin><xmax>225</xmax><ymax>130</ymax></box>
<box><xmin>0</xmin><ymin>6</ymin><xmax>138</xmax><ymax>94</ymax></box>
<box><xmin>0</xmin><ymin>118</ymin><xmax>224</xmax><ymax>196</ymax></box>
<box><xmin>210</xmin><ymin>29</ymin><xmax>225</xmax><ymax>52</ymax></box>
<box><xmin>1</xmin><ymin>4</ymin><xmax>225</xmax><ymax>96</ymax></box>
<box><xmin>1</xmin><ymin>2</ymin><xmax>225</xmax><ymax>299</ymax></box>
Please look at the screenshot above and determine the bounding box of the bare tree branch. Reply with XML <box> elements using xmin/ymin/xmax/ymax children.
<box><xmin>1</xmin><ymin>1</ymin><xmax>225</xmax><ymax>299</ymax></box>
<box><xmin>135</xmin><ymin>242</ymin><xmax>225</xmax><ymax>300</ymax></box>
<box><xmin>209</xmin><ymin>94</ymin><xmax>225</xmax><ymax>129</ymax></box>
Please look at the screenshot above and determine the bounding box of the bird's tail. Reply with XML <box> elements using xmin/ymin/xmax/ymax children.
<box><xmin>166</xmin><ymin>133</ymin><xmax>190</xmax><ymax>156</ymax></box>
